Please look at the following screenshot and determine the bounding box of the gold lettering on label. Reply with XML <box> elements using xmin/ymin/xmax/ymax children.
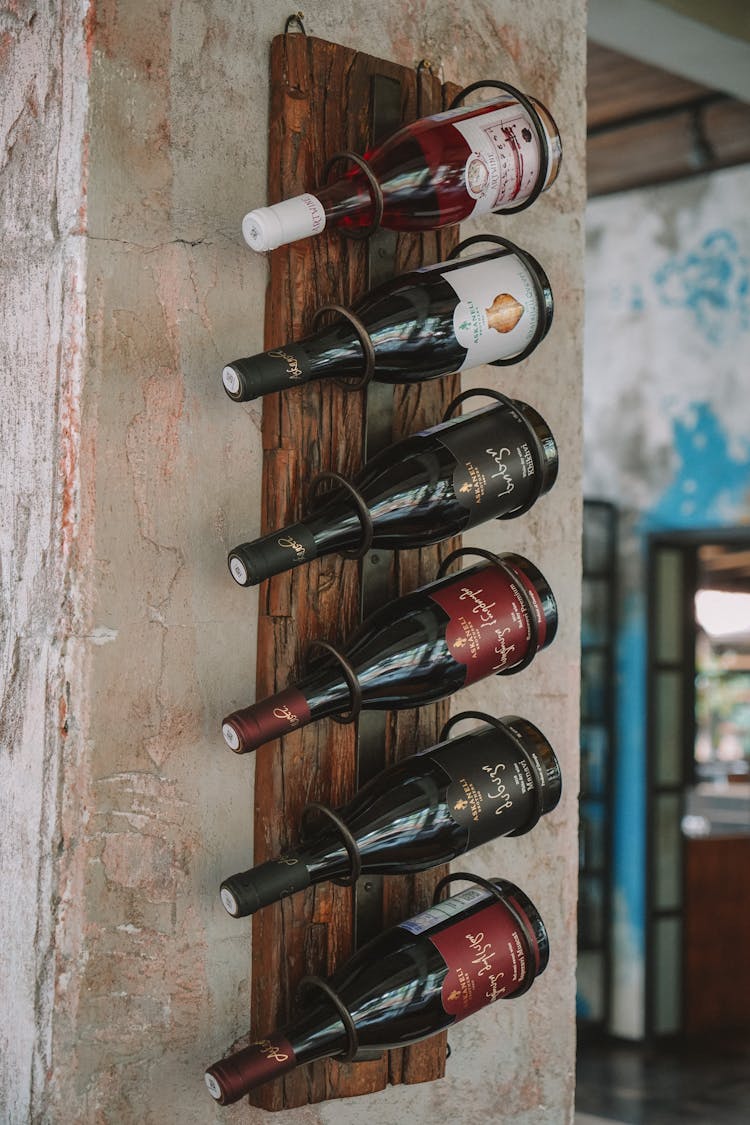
<box><xmin>273</xmin><ymin>704</ymin><xmax>299</xmax><ymax>727</ymax></box>
<box><xmin>277</xmin><ymin>535</ymin><xmax>306</xmax><ymax>560</ymax></box>
<box><xmin>482</xmin><ymin>761</ymin><xmax>513</xmax><ymax>813</ymax></box>
<box><xmin>268</xmin><ymin>349</ymin><xmax>303</xmax><ymax>380</ymax></box>
<box><xmin>485</xmin><ymin>292</ymin><xmax>524</xmax><ymax>334</ymax></box>
<box><xmin>253</xmin><ymin>1039</ymin><xmax>290</xmax><ymax>1064</ymax></box>
<box><xmin>452</xmin><ymin>636</ymin><xmax>467</xmax><ymax>649</ymax></box>
<box><xmin>454</xmin><ymin>799</ymin><xmax>469</xmax><ymax>811</ymax></box>
<box><xmin>278</xmin><ymin>855</ymin><xmax>299</xmax><ymax>867</ymax></box>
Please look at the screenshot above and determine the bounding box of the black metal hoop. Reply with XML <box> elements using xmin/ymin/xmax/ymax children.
<box><xmin>307</xmin><ymin>472</ymin><xmax>374</xmax><ymax>559</ymax></box>
<box><xmin>441</xmin><ymin>386</ymin><xmax>547</xmax><ymax>520</ymax></box>
<box><xmin>437</xmin><ymin>711</ymin><xmax>545</xmax><ymax>833</ymax></box>
<box><xmin>283</xmin><ymin>12</ymin><xmax>307</xmax><ymax>35</ymax></box>
<box><xmin>447</xmin><ymin>81</ymin><xmax>550</xmax><ymax>215</ymax></box>
<box><xmin>431</xmin><ymin>872</ymin><xmax>539</xmax><ymax>997</ymax></box>
<box><xmin>321</xmin><ymin>151</ymin><xmax>384</xmax><ymax>239</ymax></box>
<box><xmin>436</xmin><ymin>547</ymin><xmax>539</xmax><ymax>673</ymax></box>
<box><xmin>301</xmin><ymin>801</ymin><xmax>363</xmax><ymax>886</ymax></box>
<box><xmin>296</xmin><ymin>976</ymin><xmax>360</xmax><ymax>1061</ymax></box>
<box><xmin>310</xmin><ymin>304</ymin><xmax>376</xmax><ymax>391</ymax></box>
<box><xmin>446</xmin><ymin>235</ymin><xmax>551</xmax><ymax>365</ymax></box>
<box><xmin>306</xmin><ymin>640</ymin><xmax>362</xmax><ymax>724</ymax></box>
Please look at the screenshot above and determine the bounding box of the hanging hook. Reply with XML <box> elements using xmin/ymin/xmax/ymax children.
<box><xmin>284</xmin><ymin>11</ymin><xmax>307</xmax><ymax>35</ymax></box>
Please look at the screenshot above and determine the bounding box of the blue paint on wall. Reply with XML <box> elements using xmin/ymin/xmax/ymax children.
<box><xmin>608</xmin><ymin>401</ymin><xmax>750</xmax><ymax>1033</ymax></box>
<box><xmin>652</xmin><ymin>230</ymin><xmax>750</xmax><ymax>346</ymax></box>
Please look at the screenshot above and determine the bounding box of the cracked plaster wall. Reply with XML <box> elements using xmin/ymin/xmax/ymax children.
<box><xmin>1</xmin><ymin>2</ymin><xmax>585</xmax><ymax>1122</ymax></box>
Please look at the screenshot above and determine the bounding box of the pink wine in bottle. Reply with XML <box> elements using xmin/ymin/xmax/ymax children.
<box><xmin>243</xmin><ymin>93</ymin><xmax>562</xmax><ymax>252</ymax></box>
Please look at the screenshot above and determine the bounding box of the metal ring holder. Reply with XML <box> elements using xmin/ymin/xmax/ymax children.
<box><xmin>301</xmin><ymin>801</ymin><xmax>363</xmax><ymax>886</ymax></box>
<box><xmin>441</xmin><ymin>386</ymin><xmax>547</xmax><ymax>519</ymax></box>
<box><xmin>438</xmin><ymin>711</ymin><xmax>545</xmax><ymax>833</ymax></box>
<box><xmin>446</xmin><ymin>235</ymin><xmax>551</xmax><ymax>365</ymax></box>
<box><xmin>307</xmin><ymin>472</ymin><xmax>375</xmax><ymax>559</ymax></box>
<box><xmin>283</xmin><ymin>12</ymin><xmax>307</xmax><ymax>34</ymax></box>
<box><xmin>310</xmin><ymin>304</ymin><xmax>376</xmax><ymax>390</ymax></box>
<box><xmin>321</xmin><ymin>151</ymin><xmax>384</xmax><ymax>240</ymax></box>
<box><xmin>431</xmin><ymin>872</ymin><xmax>539</xmax><ymax>997</ymax></box>
<box><xmin>448</xmin><ymin>81</ymin><xmax>550</xmax><ymax>215</ymax></box>
<box><xmin>305</xmin><ymin>640</ymin><xmax>362</xmax><ymax>724</ymax></box>
<box><xmin>436</xmin><ymin>547</ymin><xmax>539</xmax><ymax>673</ymax></box>
<box><xmin>296</xmin><ymin>976</ymin><xmax>360</xmax><ymax>1061</ymax></box>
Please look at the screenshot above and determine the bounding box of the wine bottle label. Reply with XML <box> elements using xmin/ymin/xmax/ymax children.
<box><xmin>432</xmin><ymin>727</ymin><xmax>541</xmax><ymax>844</ymax></box>
<box><xmin>429</xmin><ymin>564</ymin><xmax>542</xmax><ymax>684</ymax></box>
<box><xmin>452</xmin><ymin>104</ymin><xmax>543</xmax><ymax>215</ymax></box>
<box><xmin>435</xmin><ymin>405</ymin><xmax>537</xmax><ymax>521</ymax></box>
<box><xmin>443</xmin><ymin>255</ymin><xmax>538</xmax><ymax>368</ymax></box>
<box><xmin>430</xmin><ymin>899</ymin><xmax>534</xmax><ymax>1018</ymax></box>
<box><xmin>400</xmin><ymin>886</ymin><xmax>489</xmax><ymax>934</ymax></box>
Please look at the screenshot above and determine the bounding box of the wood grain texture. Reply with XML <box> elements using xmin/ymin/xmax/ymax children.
<box><xmin>250</xmin><ymin>33</ymin><xmax>460</xmax><ymax>1109</ymax></box>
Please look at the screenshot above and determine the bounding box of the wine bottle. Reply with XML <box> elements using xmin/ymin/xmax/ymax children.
<box><xmin>241</xmin><ymin>92</ymin><xmax>562</xmax><ymax>253</ymax></box>
<box><xmin>221</xmin><ymin>553</ymin><xmax>557</xmax><ymax>754</ymax></box>
<box><xmin>219</xmin><ymin>714</ymin><xmax>561</xmax><ymax>918</ymax></box>
<box><xmin>205</xmin><ymin>877</ymin><xmax>549</xmax><ymax>1105</ymax></box>
<box><xmin>221</xmin><ymin>245</ymin><xmax>552</xmax><ymax>402</ymax></box>
<box><xmin>228</xmin><ymin>396</ymin><xmax>557</xmax><ymax>587</ymax></box>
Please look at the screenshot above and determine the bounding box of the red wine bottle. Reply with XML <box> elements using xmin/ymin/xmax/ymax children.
<box><xmin>228</xmin><ymin>397</ymin><xmax>557</xmax><ymax>587</ymax></box>
<box><xmin>205</xmin><ymin>877</ymin><xmax>548</xmax><ymax>1105</ymax></box>
<box><xmin>222</xmin><ymin>245</ymin><xmax>552</xmax><ymax>402</ymax></box>
<box><xmin>221</xmin><ymin>554</ymin><xmax>557</xmax><ymax>754</ymax></box>
<box><xmin>219</xmin><ymin>714</ymin><xmax>561</xmax><ymax>918</ymax></box>
<box><xmin>241</xmin><ymin>93</ymin><xmax>561</xmax><ymax>252</ymax></box>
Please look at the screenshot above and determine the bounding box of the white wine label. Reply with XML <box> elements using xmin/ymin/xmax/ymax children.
<box><xmin>453</xmin><ymin>103</ymin><xmax>542</xmax><ymax>215</ymax></box>
<box><xmin>399</xmin><ymin>886</ymin><xmax>489</xmax><ymax>935</ymax></box>
<box><xmin>444</xmin><ymin>254</ymin><xmax>538</xmax><ymax>369</ymax></box>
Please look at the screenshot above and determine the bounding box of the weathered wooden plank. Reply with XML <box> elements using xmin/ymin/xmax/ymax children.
<box><xmin>251</xmin><ymin>34</ymin><xmax>460</xmax><ymax>1109</ymax></box>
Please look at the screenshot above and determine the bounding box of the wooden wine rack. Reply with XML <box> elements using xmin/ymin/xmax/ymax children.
<box><xmin>249</xmin><ymin>30</ymin><xmax>461</xmax><ymax>1110</ymax></box>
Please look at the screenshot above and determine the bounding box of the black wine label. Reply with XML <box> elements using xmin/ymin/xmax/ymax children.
<box><xmin>436</xmin><ymin>406</ymin><xmax>537</xmax><ymax>523</ymax></box>
<box><xmin>431</xmin><ymin>726</ymin><xmax>540</xmax><ymax>846</ymax></box>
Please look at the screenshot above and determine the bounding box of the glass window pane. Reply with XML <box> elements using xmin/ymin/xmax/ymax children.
<box><xmin>655</xmin><ymin>549</ymin><xmax>684</xmax><ymax>663</ymax></box>
<box><xmin>578</xmin><ymin>875</ymin><xmax>604</xmax><ymax>947</ymax></box>
<box><xmin>581</xmin><ymin>650</ymin><xmax>608</xmax><ymax>722</ymax></box>
<box><xmin>654</xmin><ymin>670</ymin><xmax>684</xmax><ymax>786</ymax></box>
<box><xmin>654</xmin><ymin>794</ymin><xmax>683</xmax><ymax>910</ymax></box>
<box><xmin>577</xmin><ymin>950</ymin><xmax>605</xmax><ymax>1023</ymax></box>
<box><xmin>582</xmin><ymin>578</ymin><xmax>610</xmax><ymax>647</ymax></box>
<box><xmin>654</xmin><ymin>916</ymin><xmax>682</xmax><ymax>1034</ymax></box>
<box><xmin>580</xmin><ymin>799</ymin><xmax>606</xmax><ymax>871</ymax></box>
<box><xmin>581</xmin><ymin>723</ymin><xmax>608</xmax><ymax>797</ymax></box>
<box><xmin>583</xmin><ymin>503</ymin><xmax>614</xmax><ymax>574</ymax></box>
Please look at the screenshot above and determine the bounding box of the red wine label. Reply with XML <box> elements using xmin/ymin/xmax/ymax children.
<box><xmin>429</xmin><ymin>564</ymin><xmax>539</xmax><ymax>684</ymax></box>
<box><xmin>223</xmin><ymin>687</ymin><xmax>311</xmax><ymax>752</ymax></box>
<box><xmin>453</xmin><ymin>103</ymin><xmax>543</xmax><ymax>215</ymax></box>
<box><xmin>400</xmin><ymin>888</ymin><xmax>533</xmax><ymax>1019</ymax></box>
<box><xmin>432</xmin><ymin>726</ymin><xmax>540</xmax><ymax>844</ymax></box>
<box><xmin>435</xmin><ymin>405</ymin><xmax>537</xmax><ymax>522</ymax></box>
<box><xmin>432</xmin><ymin>899</ymin><xmax>533</xmax><ymax>1017</ymax></box>
<box><xmin>443</xmin><ymin>254</ymin><xmax>538</xmax><ymax>368</ymax></box>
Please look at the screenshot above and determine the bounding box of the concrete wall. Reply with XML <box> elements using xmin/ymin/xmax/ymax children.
<box><xmin>583</xmin><ymin>163</ymin><xmax>750</xmax><ymax>1037</ymax></box>
<box><xmin>1</xmin><ymin>2</ymin><xmax>585</xmax><ymax>1121</ymax></box>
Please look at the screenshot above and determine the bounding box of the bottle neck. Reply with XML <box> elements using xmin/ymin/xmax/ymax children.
<box><xmin>228</xmin><ymin>498</ymin><xmax>364</xmax><ymax>586</ymax></box>
<box><xmin>221</xmin><ymin>661</ymin><xmax>351</xmax><ymax>753</ymax></box>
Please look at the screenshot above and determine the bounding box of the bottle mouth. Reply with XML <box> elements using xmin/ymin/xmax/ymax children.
<box><xmin>502</xmin><ymin>553</ymin><xmax>558</xmax><ymax>650</ymax></box>
<box><xmin>511</xmin><ymin>398</ymin><xmax>559</xmax><ymax>497</ymax></box>
<box><xmin>500</xmin><ymin>714</ymin><xmax>562</xmax><ymax>817</ymax></box>
<box><xmin>492</xmin><ymin>878</ymin><xmax>550</xmax><ymax>979</ymax></box>
<box><xmin>222</xmin><ymin>722</ymin><xmax>242</xmax><ymax>751</ymax></box>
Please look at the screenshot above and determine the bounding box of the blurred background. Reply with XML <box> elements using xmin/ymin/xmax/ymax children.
<box><xmin>576</xmin><ymin>2</ymin><xmax>750</xmax><ymax>1122</ymax></box>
